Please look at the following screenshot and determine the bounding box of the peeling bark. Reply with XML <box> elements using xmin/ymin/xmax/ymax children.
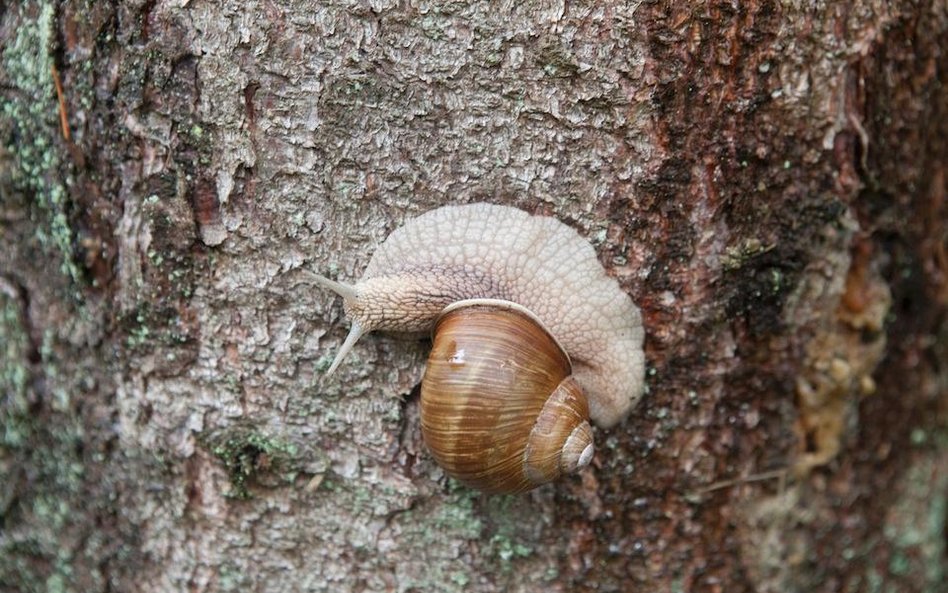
<box><xmin>1</xmin><ymin>1</ymin><xmax>945</xmax><ymax>592</ymax></box>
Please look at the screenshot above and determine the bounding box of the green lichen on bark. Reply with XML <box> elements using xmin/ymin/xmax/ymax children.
<box><xmin>0</xmin><ymin>295</ymin><xmax>89</xmax><ymax>592</ymax></box>
<box><xmin>0</xmin><ymin>1</ymin><xmax>79</xmax><ymax>285</ymax></box>
<box><xmin>204</xmin><ymin>428</ymin><xmax>304</xmax><ymax>499</ymax></box>
<box><xmin>386</xmin><ymin>490</ymin><xmax>483</xmax><ymax>592</ymax></box>
<box><xmin>877</xmin><ymin>453</ymin><xmax>948</xmax><ymax>591</ymax></box>
<box><xmin>0</xmin><ymin>292</ymin><xmax>29</xmax><ymax>448</ymax></box>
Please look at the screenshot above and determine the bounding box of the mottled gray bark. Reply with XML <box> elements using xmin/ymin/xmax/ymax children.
<box><xmin>1</xmin><ymin>1</ymin><xmax>945</xmax><ymax>592</ymax></box>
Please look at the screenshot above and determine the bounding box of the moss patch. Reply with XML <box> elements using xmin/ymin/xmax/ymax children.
<box><xmin>0</xmin><ymin>292</ymin><xmax>30</xmax><ymax>448</ymax></box>
<box><xmin>0</xmin><ymin>1</ymin><xmax>80</xmax><ymax>285</ymax></box>
<box><xmin>0</xmin><ymin>295</ymin><xmax>89</xmax><ymax>592</ymax></box>
<box><xmin>386</xmin><ymin>490</ymin><xmax>483</xmax><ymax>592</ymax></box>
<box><xmin>880</xmin><ymin>456</ymin><xmax>947</xmax><ymax>590</ymax></box>
<box><xmin>481</xmin><ymin>495</ymin><xmax>541</xmax><ymax>572</ymax></box>
<box><xmin>203</xmin><ymin>428</ymin><xmax>302</xmax><ymax>499</ymax></box>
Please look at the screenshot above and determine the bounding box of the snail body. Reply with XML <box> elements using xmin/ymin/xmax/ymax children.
<box><xmin>308</xmin><ymin>203</ymin><xmax>645</xmax><ymax>493</ymax></box>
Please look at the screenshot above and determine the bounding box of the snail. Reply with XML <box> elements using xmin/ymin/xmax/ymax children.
<box><xmin>306</xmin><ymin>203</ymin><xmax>645</xmax><ymax>493</ymax></box>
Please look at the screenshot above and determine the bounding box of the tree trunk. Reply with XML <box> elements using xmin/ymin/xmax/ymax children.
<box><xmin>1</xmin><ymin>1</ymin><xmax>945</xmax><ymax>592</ymax></box>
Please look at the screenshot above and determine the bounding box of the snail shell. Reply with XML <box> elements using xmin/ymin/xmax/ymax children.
<box><xmin>421</xmin><ymin>299</ymin><xmax>594</xmax><ymax>494</ymax></box>
<box><xmin>306</xmin><ymin>203</ymin><xmax>645</xmax><ymax>493</ymax></box>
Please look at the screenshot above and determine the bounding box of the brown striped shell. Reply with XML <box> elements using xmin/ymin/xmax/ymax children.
<box><xmin>306</xmin><ymin>203</ymin><xmax>646</xmax><ymax>494</ymax></box>
<box><xmin>420</xmin><ymin>299</ymin><xmax>594</xmax><ymax>494</ymax></box>
<box><xmin>307</xmin><ymin>203</ymin><xmax>645</xmax><ymax>429</ymax></box>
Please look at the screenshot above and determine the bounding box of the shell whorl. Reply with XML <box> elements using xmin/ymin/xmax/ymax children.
<box><xmin>313</xmin><ymin>203</ymin><xmax>645</xmax><ymax>428</ymax></box>
<box><xmin>420</xmin><ymin>301</ymin><xmax>594</xmax><ymax>493</ymax></box>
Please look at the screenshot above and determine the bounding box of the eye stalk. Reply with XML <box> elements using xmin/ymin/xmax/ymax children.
<box><xmin>308</xmin><ymin>203</ymin><xmax>646</xmax><ymax>492</ymax></box>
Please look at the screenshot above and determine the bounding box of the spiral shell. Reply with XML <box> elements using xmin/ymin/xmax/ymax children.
<box><xmin>308</xmin><ymin>203</ymin><xmax>645</xmax><ymax>429</ymax></box>
<box><xmin>306</xmin><ymin>203</ymin><xmax>646</xmax><ymax>493</ymax></box>
<box><xmin>420</xmin><ymin>299</ymin><xmax>594</xmax><ymax>494</ymax></box>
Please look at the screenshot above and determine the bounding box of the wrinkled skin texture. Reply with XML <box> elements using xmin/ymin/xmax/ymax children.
<box><xmin>325</xmin><ymin>203</ymin><xmax>645</xmax><ymax>427</ymax></box>
<box><xmin>1</xmin><ymin>1</ymin><xmax>945</xmax><ymax>593</ymax></box>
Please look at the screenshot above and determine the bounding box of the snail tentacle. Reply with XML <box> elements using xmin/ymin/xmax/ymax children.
<box><xmin>326</xmin><ymin>320</ymin><xmax>365</xmax><ymax>376</ymax></box>
<box><xmin>310</xmin><ymin>203</ymin><xmax>646</xmax><ymax>493</ymax></box>
<box><xmin>300</xmin><ymin>271</ymin><xmax>358</xmax><ymax>302</ymax></box>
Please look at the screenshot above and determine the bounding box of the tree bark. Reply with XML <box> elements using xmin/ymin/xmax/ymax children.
<box><xmin>1</xmin><ymin>1</ymin><xmax>945</xmax><ymax>592</ymax></box>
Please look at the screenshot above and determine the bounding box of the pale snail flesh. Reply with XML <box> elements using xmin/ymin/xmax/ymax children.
<box><xmin>307</xmin><ymin>203</ymin><xmax>645</xmax><ymax>493</ymax></box>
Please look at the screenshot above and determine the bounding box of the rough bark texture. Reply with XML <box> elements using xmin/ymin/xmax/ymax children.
<box><xmin>1</xmin><ymin>1</ymin><xmax>945</xmax><ymax>592</ymax></box>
